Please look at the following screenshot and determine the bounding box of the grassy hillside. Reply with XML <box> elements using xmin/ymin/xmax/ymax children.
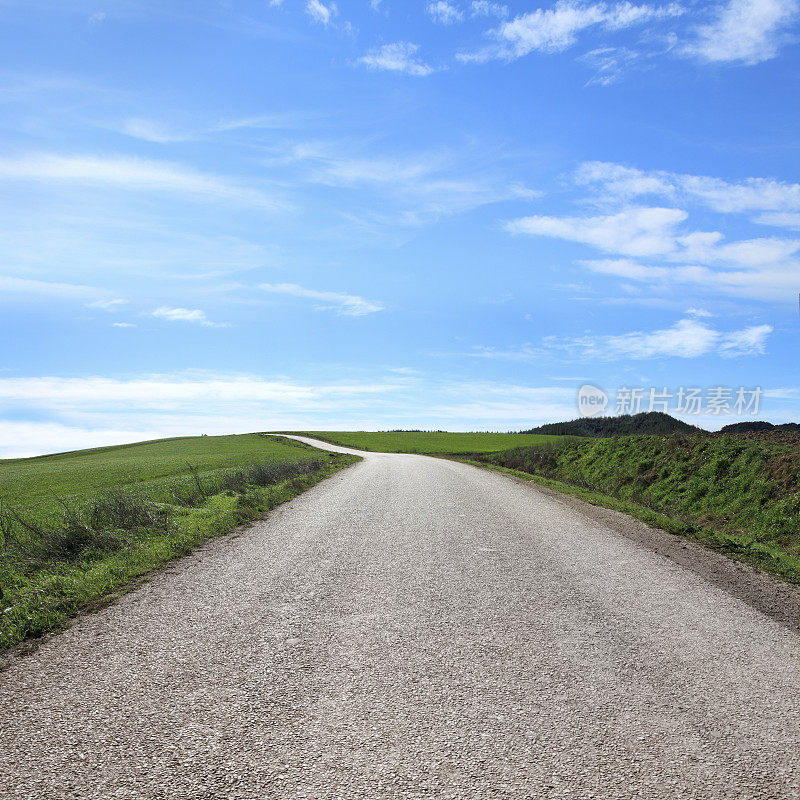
<box><xmin>286</xmin><ymin>431</ymin><xmax>570</xmax><ymax>453</ymax></box>
<box><xmin>1</xmin><ymin>434</ymin><xmax>319</xmax><ymax>520</ymax></box>
<box><xmin>0</xmin><ymin>434</ymin><xmax>357</xmax><ymax>651</ymax></box>
<box><xmin>523</xmin><ymin>412</ymin><xmax>704</xmax><ymax>437</ymax></box>
<box><xmin>471</xmin><ymin>435</ymin><xmax>800</xmax><ymax>582</ymax></box>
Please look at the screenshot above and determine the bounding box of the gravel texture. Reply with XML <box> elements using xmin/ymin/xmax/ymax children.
<box><xmin>1</xmin><ymin>437</ymin><xmax>799</xmax><ymax>799</ymax></box>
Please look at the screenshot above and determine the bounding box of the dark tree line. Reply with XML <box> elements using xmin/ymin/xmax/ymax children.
<box><xmin>522</xmin><ymin>412</ymin><xmax>703</xmax><ymax>438</ymax></box>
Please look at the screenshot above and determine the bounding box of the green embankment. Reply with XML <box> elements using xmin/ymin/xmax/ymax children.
<box><xmin>0</xmin><ymin>434</ymin><xmax>357</xmax><ymax>651</ymax></box>
<box><xmin>1</xmin><ymin>434</ymin><xmax>317</xmax><ymax>518</ymax></box>
<box><xmin>471</xmin><ymin>435</ymin><xmax>800</xmax><ymax>583</ymax></box>
<box><xmin>287</xmin><ymin>431</ymin><xmax>570</xmax><ymax>453</ymax></box>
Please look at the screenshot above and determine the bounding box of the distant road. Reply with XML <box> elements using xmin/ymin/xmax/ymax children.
<box><xmin>1</xmin><ymin>437</ymin><xmax>799</xmax><ymax>799</ymax></box>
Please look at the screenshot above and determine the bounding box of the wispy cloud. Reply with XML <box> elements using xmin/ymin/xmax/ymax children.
<box><xmin>575</xmin><ymin>160</ymin><xmax>800</xmax><ymax>218</ymax></box>
<box><xmin>683</xmin><ymin>0</ymin><xmax>798</xmax><ymax>64</ymax></box>
<box><xmin>458</xmin><ymin>1</ymin><xmax>684</xmax><ymax>63</ymax></box>
<box><xmin>306</xmin><ymin>0</ymin><xmax>337</xmax><ymax>26</ymax></box>
<box><xmin>120</xmin><ymin>118</ymin><xmax>192</xmax><ymax>144</ymax></box>
<box><xmin>544</xmin><ymin>317</ymin><xmax>772</xmax><ymax>360</ymax></box>
<box><xmin>151</xmin><ymin>306</ymin><xmax>226</xmax><ymax>327</ymax></box>
<box><xmin>359</xmin><ymin>42</ymin><xmax>435</xmax><ymax>76</ymax></box>
<box><xmin>428</xmin><ymin>1</ymin><xmax>465</xmax><ymax>25</ymax></box>
<box><xmin>0</xmin><ymin>275</ymin><xmax>110</xmax><ymax>301</ymax></box>
<box><xmin>276</xmin><ymin>141</ymin><xmax>538</xmax><ymax>225</ymax></box>
<box><xmin>260</xmin><ymin>283</ymin><xmax>384</xmax><ymax>315</ymax></box>
<box><xmin>119</xmin><ymin>114</ymin><xmax>302</xmax><ymax>144</ymax></box>
<box><xmin>470</xmin><ymin>1</ymin><xmax>508</xmax><ymax>18</ymax></box>
<box><xmin>0</xmin><ymin>373</ymin><xmax>403</xmax><ymax>408</ymax></box>
<box><xmin>581</xmin><ymin>46</ymin><xmax>642</xmax><ymax>85</ymax></box>
<box><xmin>583</xmin><ymin>257</ymin><xmax>800</xmax><ymax>301</ymax></box>
<box><xmin>506</xmin><ymin>207</ymin><xmax>688</xmax><ymax>257</ymax></box>
<box><xmin>0</xmin><ymin>154</ymin><xmax>280</xmax><ymax>208</ymax></box>
<box><xmin>451</xmin><ymin>317</ymin><xmax>771</xmax><ymax>361</ymax></box>
<box><xmin>88</xmin><ymin>298</ymin><xmax>127</xmax><ymax>311</ymax></box>
<box><xmin>757</xmin><ymin>212</ymin><xmax>800</xmax><ymax>229</ymax></box>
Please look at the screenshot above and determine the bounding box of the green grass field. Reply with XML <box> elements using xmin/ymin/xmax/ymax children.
<box><xmin>287</xmin><ymin>431</ymin><xmax>570</xmax><ymax>454</ymax></box>
<box><xmin>0</xmin><ymin>434</ymin><xmax>357</xmax><ymax>652</ymax></box>
<box><xmin>0</xmin><ymin>434</ymin><xmax>321</xmax><ymax>519</ymax></box>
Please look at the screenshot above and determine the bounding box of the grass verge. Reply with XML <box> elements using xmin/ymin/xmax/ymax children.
<box><xmin>0</xmin><ymin>437</ymin><xmax>358</xmax><ymax>652</ymax></box>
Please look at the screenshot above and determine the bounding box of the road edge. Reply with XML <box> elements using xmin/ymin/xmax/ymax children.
<box><xmin>456</xmin><ymin>458</ymin><xmax>800</xmax><ymax>634</ymax></box>
<box><xmin>0</xmin><ymin>453</ymin><xmax>360</xmax><ymax>665</ymax></box>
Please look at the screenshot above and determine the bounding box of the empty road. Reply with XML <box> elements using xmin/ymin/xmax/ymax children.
<box><xmin>1</xmin><ymin>438</ymin><xmax>799</xmax><ymax>799</ymax></box>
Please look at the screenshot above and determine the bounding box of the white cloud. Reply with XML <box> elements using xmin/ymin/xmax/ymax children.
<box><xmin>534</xmin><ymin>161</ymin><xmax>800</xmax><ymax>302</ymax></box>
<box><xmin>471</xmin><ymin>1</ymin><xmax>508</xmax><ymax>18</ymax></box>
<box><xmin>511</xmin><ymin>162</ymin><xmax>800</xmax><ymax>279</ymax></box>
<box><xmin>493</xmin><ymin>3</ymin><xmax>605</xmax><ymax>55</ymax></box>
<box><xmin>756</xmin><ymin>212</ymin><xmax>800</xmax><ymax>229</ymax></box>
<box><xmin>576</xmin><ymin>161</ymin><xmax>800</xmax><ymax>218</ymax></box>
<box><xmin>458</xmin><ymin>1</ymin><xmax>684</xmax><ymax>62</ymax></box>
<box><xmin>546</xmin><ymin>317</ymin><xmax>772</xmax><ymax>360</ymax></box>
<box><xmin>306</xmin><ymin>0</ymin><xmax>337</xmax><ymax>26</ymax></box>
<box><xmin>506</xmin><ymin>206</ymin><xmax>687</xmax><ymax>257</ymax></box>
<box><xmin>508</xmin><ymin>161</ymin><xmax>800</xmax><ymax>304</ymax></box>
<box><xmin>583</xmin><ymin>258</ymin><xmax>800</xmax><ymax>301</ymax></box>
<box><xmin>679</xmin><ymin>174</ymin><xmax>800</xmax><ymax>215</ymax></box>
<box><xmin>428</xmin><ymin>1</ymin><xmax>465</xmax><ymax>24</ymax></box>
<box><xmin>151</xmin><ymin>306</ymin><xmax>225</xmax><ymax>327</ymax></box>
<box><xmin>0</xmin><ymin>154</ymin><xmax>279</xmax><ymax>208</ymax></box>
<box><xmin>575</xmin><ymin>160</ymin><xmax>674</xmax><ymax>199</ymax></box>
<box><xmin>260</xmin><ymin>283</ymin><xmax>384</xmax><ymax>315</ymax></box>
<box><xmin>718</xmin><ymin>324</ymin><xmax>774</xmax><ymax>356</ymax></box>
<box><xmin>112</xmin><ymin>322</ymin><xmax>136</xmax><ymax>328</ymax></box>
<box><xmin>679</xmin><ymin>234</ymin><xmax>800</xmax><ymax>267</ymax></box>
<box><xmin>359</xmin><ymin>42</ymin><xmax>435</xmax><ymax>76</ymax></box>
<box><xmin>683</xmin><ymin>0</ymin><xmax>798</xmax><ymax>64</ymax></box>
<box><xmin>88</xmin><ymin>298</ymin><xmax>127</xmax><ymax>310</ymax></box>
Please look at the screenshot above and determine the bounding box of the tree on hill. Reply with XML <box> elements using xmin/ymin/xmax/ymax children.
<box><xmin>522</xmin><ymin>412</ymin><xmax>704</xmax><ymax>437</ymax></box>
<box><xmin>719</xmin><ymin>421</ymin><xmax>800</xmax><ymax>433</ymax></box>
<box><xmin>719</xmin><ymin>421</ymin><xmax>774</xmax><ymax>433</ymax></box>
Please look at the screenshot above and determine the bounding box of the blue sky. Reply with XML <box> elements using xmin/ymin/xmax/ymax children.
<box><xmin>1</xmin><ymin>0</ymin><xmax>799</xmax><ymax>456</ymax></box>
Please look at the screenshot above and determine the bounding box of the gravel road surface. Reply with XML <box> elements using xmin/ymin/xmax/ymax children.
<box><xmin>1</xmin><ymin>437</ymin><xmax>799</xmax><ymax>799</ymax></box>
